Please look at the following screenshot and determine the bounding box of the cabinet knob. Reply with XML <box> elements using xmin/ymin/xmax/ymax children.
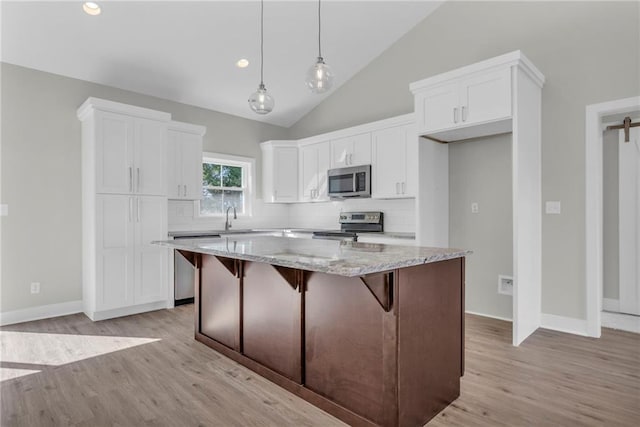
<box><xmin>453</xmin><ymin>107</ymin><xmax>459</xmax><ymax>124</ymax></box>
<box><xmin>462</xmin><ymin>106</ymin><xmax>467</xmax><ymax>122</ymax></box>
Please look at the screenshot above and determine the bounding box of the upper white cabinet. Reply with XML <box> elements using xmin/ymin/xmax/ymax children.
<box><xmin>412</xmin><ymin>58</ymin><xmax>523</xmax><ymax>142</ymax></box>
<box><xmin>90</xmin><ymin>108</ymin><xmax>168</xmax><ymax>196</ymax></box>
<box><xmin>261</xmin><ymin>141</ymin><xmax>298</xmax><ymax>203</ymax></box>
<box><xmin>330</xmin><ymin>133</ymin><xmax>371</xmax><ymax>167</ymax></box>
<box><xmin>371</xmin><ymin>123</ymin><xmax>418</xmax><ymax>199</ymax></box>
<box><xmin>300</xmin><ymin>142</ymin><xmax>331</xmax><ymax>202</ymax></box>
<box><xmin>167</xmin><ymin>121</ymin><xmax>206</xmax><ymax>200</ymax></box>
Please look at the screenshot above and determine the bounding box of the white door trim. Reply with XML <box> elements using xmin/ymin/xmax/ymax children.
<box><xmin>585</xmin><ymin>96</ymin><xmax>640</xmax><ymax>338</ymax></box>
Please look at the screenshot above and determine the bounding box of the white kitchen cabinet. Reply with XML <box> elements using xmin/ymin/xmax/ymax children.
<box><xmin>167</xmin><ymin>121</ymin><xmax>206</xmax><ymax>200</ymax></box>
<box><xmin>78</xmin><ymin>97</ymin><xmax>171</xmax><ymax>321</ymax></box>
<box><xmin>371</xmin><ymin>124</ymin><xmax>418</xmax><ymax>199</ymax></box>
<box><xmin>300</xmin><ymin>142</ymin><xmax>331</xmax><ymax>202</ymax></box>
<box><xmin>330</xmin><ymin>133</ymin><xmax>371</xmax><ymax>167</ymax></box>
<box><xmin>95</xmin><ymin>194</ymin><xmax>167</xmax><ymax>313</ymax></box>
<box><xmin>261</xmin><ymin>141</ymin><xmax>298</xmax><ymax>203</ymax></box>
<box><xmin>413</xmin><ymin>67</ymin><xmax>512</xmax><ymax>141</ymax></box>
<box><xmin>411</xmin><ymin>50</ymin><xmax>546</xmax><ymax>346</ymax></box>
<box><xmin>93</xmin><ymin>109</ymin><xmax>168</xmax><ymax>196</ymax></box>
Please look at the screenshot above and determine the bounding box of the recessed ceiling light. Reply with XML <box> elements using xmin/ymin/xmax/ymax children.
<box><xmin>236</xmin><ymin>59</ymin><xmax>249</xmax><ymax>69</ymax></box>
<box><xmin>83</xmin><ymin>2</ymin><xmax>101</xmax><ymax>16</ymax></box>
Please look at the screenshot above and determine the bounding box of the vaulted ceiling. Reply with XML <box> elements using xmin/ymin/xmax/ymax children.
<box><xmin>1</xmin><ymin>1</ymin><xmax>443</xmax><ymax>127</ymax></box>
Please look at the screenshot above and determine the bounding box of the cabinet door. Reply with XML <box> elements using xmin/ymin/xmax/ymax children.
<box><xmin>273</xmin><ymin>147</ymin><xmax>298</xmax><ymax>202</ymax></box>
<box><xmin>134</xmin><ymin>196</ymin><xmax>167</xmax><ymax>305</ymax></box>
<box><xmin>166</xmin><ymin>130</ymin><xmax>182</xmax><ymax>199</ymax></box>
<box><xmin>459</xmin><ymin>68</ymin><xmax>511</xmax><ymax>126</ymax></box>
<box><xmin>134</xmin><ymin>118</ymin><xmax>167</xmax><ymax>196</ymax></box>
<box><xmin>95</xmin><ymin>111</ymin><xmax>135</xmax><ymax>194</ymax></box>
<box><xmin>300</xmin><ymin>145</ymin><xmax>319</xmax><ymax>202</ymax></box>
<box><xmin>331</xmin><ymin>136</ymin><xmax>352</xmax><ymax>168</ymax></box>
<box><xmin>403</xmin><ymin>125</ymin><xmax>418</xmax><ymax>198</ymax></box>
<box><xmin>180</xmin><ymin>133</ymin><xmax>203</xmax><ymax>200</ymax></box>
<box><xmin>331</xmin><ymin>134</ymin><xmax>371</xmax><ymax>167</ymax></box>
<box><xmin>415</xmin><ymin>83</ymin><xmax>458</xmax><ymax>134</ymax></box>
<box><xmin>315</xmin><ymin>142</ymin><xmax>331</xmax><ymax>201</ymax></box>
<box><xmin>351</xmin><ymin>133</ymin><xmax>372</xmax><ymax>166</ymax></box>
<box><xmin>96</xmin><ymin>194</ymin><xmax>135</xmax><ymax>310</ymax></box>
<box><xmin>372</xmin><ymin>126</ymin><xmax>407</xmax><ymax>199</ymax></box>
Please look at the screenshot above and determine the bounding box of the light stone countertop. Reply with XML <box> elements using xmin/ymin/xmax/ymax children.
<box><xmin>154</xmin><ymin>236</ymin><xmax>468</xmax><ymax>277</ymax></box>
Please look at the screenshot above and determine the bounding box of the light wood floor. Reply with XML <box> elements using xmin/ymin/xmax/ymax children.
<box><xmin>1</xmin><ymin>305</ymin><xmax>638</xmax><ymax>426</ymax></box>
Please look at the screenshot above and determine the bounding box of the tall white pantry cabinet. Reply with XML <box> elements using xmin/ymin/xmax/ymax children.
<box><xmin>78</xmin><ymin>98</ymin><xmax>173</xmax><ymax>321</ymax></box>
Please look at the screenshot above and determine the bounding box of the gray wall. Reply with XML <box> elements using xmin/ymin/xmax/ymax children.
<box><xmin>289</xmin><ymin>1</ymin><xmax>640</xmax><ymax>320</ymax></box>
<box><xmin>0</xmin><ymin>63</ymin><xmax>288</xmax><ymax>312</ymax></box>
<box><xmin>449</xmin><ymin>134</ymin><xmax>513</xmax><ymax>319</ymax></box>
<box><xmin>603</xmin><ymin>129</ymin><xmax>619</xmax><ymax>301</ymax></box>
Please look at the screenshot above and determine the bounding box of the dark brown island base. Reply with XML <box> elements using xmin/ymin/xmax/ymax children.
<box><xmin>156</xmin><ymin>237</ymin><xmax>468</xmax><ymax>427</ymax></box>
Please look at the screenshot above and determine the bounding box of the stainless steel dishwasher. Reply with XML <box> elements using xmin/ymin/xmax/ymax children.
<box><xmin>173</xmin><ymin>234</ymin><xmax>220</xmax><ymax>305</ymax></box>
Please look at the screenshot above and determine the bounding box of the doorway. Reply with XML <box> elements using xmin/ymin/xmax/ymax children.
<box><xmin>603</xmin><ymin>125</ymin><xmax>640</xmax><ymax>319</ymax></box>
<box><xmin>585</xmin><ymin>96</ymin><xmax>640</xmax><ymax>336</ymax></box>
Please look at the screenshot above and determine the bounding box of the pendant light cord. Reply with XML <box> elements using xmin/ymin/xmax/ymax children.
<box><xmin>260</xmin><ymin>0</ymin><xmax>264</xmax><ymax>85</ymax></box>
<box><xmin>317</xmin><ymin>0</ymin><xmax>322</xmax><ymax>58</ymax></box>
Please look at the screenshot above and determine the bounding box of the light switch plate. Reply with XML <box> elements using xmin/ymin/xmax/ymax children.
<box><xmin>545</xmin><ymin>201</ymin><xmax>561</xmax><ymax>214</ymax></box>
<box><xmin>471</xmin><ymin>202</ymin><xmax>479</xmax><ymax>214</ymax></box>
<box><xmin>0</xmin><ymin>204</ymin><xmax>7</xmax><ymax>216</ymax></box>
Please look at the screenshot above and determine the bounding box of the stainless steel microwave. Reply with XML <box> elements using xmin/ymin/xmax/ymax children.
<box><xmin>327</xmin><ymin>165</ymin><xmax>371</xmax><ymax>199</ymax></box>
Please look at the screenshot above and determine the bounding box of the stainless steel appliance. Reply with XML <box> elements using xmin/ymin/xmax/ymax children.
<box><xmin>327</xmin><ymin>165</ymin><xmax>371</xmax><ymax>199</ymax></box>
<box><xmin>312</xmin><ymin>211</ymin><xmax>383</xmax><ymax>241</ymax></box>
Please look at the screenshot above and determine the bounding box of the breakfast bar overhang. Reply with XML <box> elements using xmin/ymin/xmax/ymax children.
<box><xmin>155</xmin><ymin>237</ymin><xmax>469</xmax><ymax>427</ymax></box>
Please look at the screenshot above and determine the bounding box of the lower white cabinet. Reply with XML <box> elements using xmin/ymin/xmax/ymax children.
<box><xmin>300</xmin><ymin>142</ymin><xmax>331</xmax><ymax>202</ymax></box>
<box><xmin>371</xmin><ymin>123</ymin><xmax>418</xmax><ymax>199</ymax></box>
<box><xmin>89</xmin><ymin>194</ymin><xmax>168</xmax><ymax>319</ymax></box>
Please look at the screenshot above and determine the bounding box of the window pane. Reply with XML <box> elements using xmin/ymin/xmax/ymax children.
<box><xmin>201</xmin><ymin>188</ymin><xmax>223</xmax><ymax>215</ymax></box>
<box><xmin>222</xmin><ymin>165</ymin><xmax>242</xmax><ymax>188</ymax></box>
<box><xmin>203</xmin><ymin>163</ymin><xmax>221</xmax><ymax>187</ymax></box>
<box><xmin>223</xmin><ymin>190</ymin><xmax>244</xmax><ymax>213</ymax></box>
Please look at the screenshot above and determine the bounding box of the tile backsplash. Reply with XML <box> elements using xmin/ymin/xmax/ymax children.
<box><xmin>287</xmin><ymin>198</ymin><xmax>416</xmax><ymax>232</ymax></box>
<box><xmin>168</xmin><ymin>197</ymin><xmax>415</xmax><ymax>233</ymax></box>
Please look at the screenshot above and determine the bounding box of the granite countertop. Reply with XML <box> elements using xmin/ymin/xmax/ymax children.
<box><xmin>154</xmin><ymin>236</ymin><xmax>468</xmax><ymax>277</ymax></box>
<box><xmin>168</xmin><ymin>228</ymin><xmax>416</xmax><ymax>240</ymax></box>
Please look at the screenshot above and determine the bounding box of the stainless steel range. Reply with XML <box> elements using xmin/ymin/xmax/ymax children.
<box><xmin>312</xmin><ymin>211</ymin><xmax>383</xmax><ymax>241</ymax></box>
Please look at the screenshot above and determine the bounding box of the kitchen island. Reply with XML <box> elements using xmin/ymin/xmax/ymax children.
<box><xmin>154</xmin><ymin>236</ymin><xmax>468</xmax><ymax>427</ymax></box>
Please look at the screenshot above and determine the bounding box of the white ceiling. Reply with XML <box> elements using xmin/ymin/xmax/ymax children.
<box><xmin>1</xmin><ymin>0</ymin><xmax>443</xmax><ymax>127</ymax></box>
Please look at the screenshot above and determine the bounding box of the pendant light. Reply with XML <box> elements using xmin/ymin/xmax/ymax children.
<box><xmin>305</xmin><ymin>0</ymin><xmax>334</xmax><ymax>93</ymax></box>
<box><xmin>248</xmin><ymin>0</ymin><xmax>274</xmax><ymax>114</ymax></box>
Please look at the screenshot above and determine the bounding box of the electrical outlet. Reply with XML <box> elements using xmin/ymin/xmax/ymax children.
<box><xmin>545</xmin><ymin>201</ymin><xmax>561</xmax><ymax>214</ymax></box>
<box><xmin>498</xmin><ymin>275</ymin><xmax>513</xmax><ymax>296</ymax></box>
<box><xmin>30</xmin><ymin>282</ymin><xmax>41</xmax><ymax>294</ymax></box>
<box><xmin>0</xmin><ymin>204</ymin><xmax>8</xmax><ymax>216</ymax></box>
<box><xmin>471</xmin><ymin>202</ymin><xmax>479</xmax><ymax>214</ymax></box>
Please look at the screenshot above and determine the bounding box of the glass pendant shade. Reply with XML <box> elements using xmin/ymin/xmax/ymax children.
<box><xmin>305</xmin><ymin>56</ymin><xmax>334</xmax><ymax>94</ymax></box>
<box><xmin>248</xmin><ymin>83</ymin><xmax>274</xmax><ymax>115</ymax></box>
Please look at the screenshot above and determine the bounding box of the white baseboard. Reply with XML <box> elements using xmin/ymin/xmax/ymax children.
<box><xmin>540</xmin><ymin>313</ymin><xmax>589</xmax><ymax>336</ymax></box>
<box><xmin>87</xmin><ymin>300</ymin><xmax>170</xmax><ymax>321</ymax></box>
<box><xmin>465</xmin><ymin>310</ymin><xmax>513</xmax><ymax>322</ymax></box>
<box><xmin>601</xmin><ymin>311</ymin><xmax>640</xmax><ymax>334</ymax></box>
<box><xmin>603</xmin><ymin>298</ymin><xmax>620</xmax><ymax>312</ymax></box>
<box><xmin>0</xmin><ymin>300</ymin><xmax>83</xmax><ymax>326</ymax></box>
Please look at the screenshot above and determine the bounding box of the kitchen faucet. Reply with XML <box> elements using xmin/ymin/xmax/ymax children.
<box><xmin>225</xmin><ymin>206</ymin><xmax>237</xmax><ymax>231</ymax></box>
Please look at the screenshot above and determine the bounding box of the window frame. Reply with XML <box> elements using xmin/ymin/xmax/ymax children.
<box><xmin>197</xmin><ymin>152</ymin><xmax>254</xmax><ymax>218</ymax></box>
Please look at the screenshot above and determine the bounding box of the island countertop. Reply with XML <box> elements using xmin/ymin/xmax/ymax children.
<box><xmin>154</xmin><ymin>236</ymin><xmax>469</xmax><ymax>277</ymax></box>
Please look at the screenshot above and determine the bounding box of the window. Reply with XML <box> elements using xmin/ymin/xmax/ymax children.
<box><xmin>199</xmin><ymin>153</ymin><xmax>253</xmax><ymax>216</ymax></box>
